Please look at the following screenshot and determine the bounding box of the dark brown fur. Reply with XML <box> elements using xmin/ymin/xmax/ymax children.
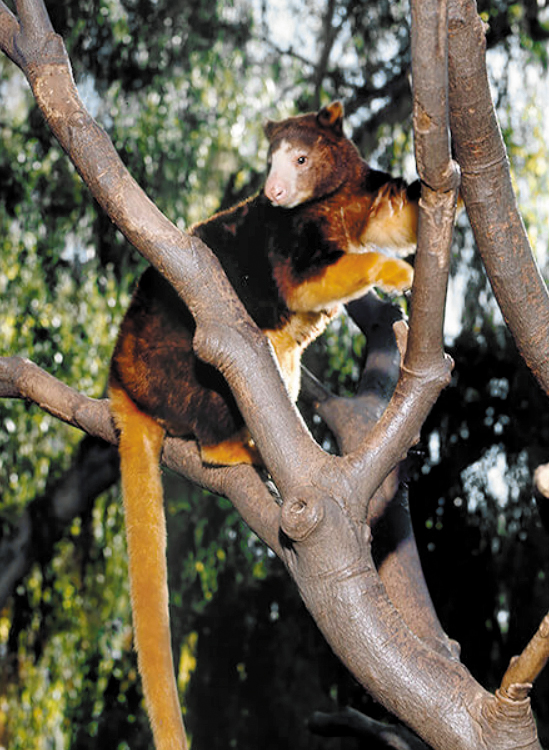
<box><xmin>110</xmin><ymin>102</ymin><xmax>419</xmax><ymax>462</ymax></box>
<box><xmin>108</xmin><ymin>101</ymin><xmax>422</xmax><ymax>750</ymax></box>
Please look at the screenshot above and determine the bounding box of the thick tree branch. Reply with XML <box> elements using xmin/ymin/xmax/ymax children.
<box><xmin>447</xmin><ymin>0</ymin><xmax>549</xmax><ymax>396</ymax></box>
<box><xmin>303</xmin><ymin>295</ymin><xmax>456</xmax><ymax>659</ymax></box>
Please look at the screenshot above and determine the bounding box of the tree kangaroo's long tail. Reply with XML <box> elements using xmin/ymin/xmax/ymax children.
<box><xmin>109</xmin><ymin>382</ymin><xmax>187</xmax><ymax>750</ymax></box>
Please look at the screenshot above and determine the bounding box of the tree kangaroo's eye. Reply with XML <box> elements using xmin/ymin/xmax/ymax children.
<box><xmin>296</xmin><ymin>155</ymin><xmax>307</xmax><ymax>165</ymax></box>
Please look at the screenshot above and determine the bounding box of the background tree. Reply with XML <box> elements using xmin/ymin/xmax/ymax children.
<box><xmin>0</xmin><ymin>0</ymin><xmax>548</xmax><ymax>748</ymax></box>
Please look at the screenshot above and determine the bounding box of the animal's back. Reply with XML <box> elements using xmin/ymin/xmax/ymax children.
<box><xmin>110</xmin><ymin>263</ymin><xmax>244</xmax><ymax>445</ymax></box>
<box><xmin>109</xmin><ymin>194</ymin><xmax>294</xmax><ymax>447</ymax></box>
<box><xmin>190</xmin><ymin>194</ymin><xmax>288</xmax><ymax>330</ymax></box>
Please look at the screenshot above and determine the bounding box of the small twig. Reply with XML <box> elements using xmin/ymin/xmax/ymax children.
<box><xmin>499</xmin><ymin>612</ymin><xmax>549</xmax><ymax>698</ymax></box>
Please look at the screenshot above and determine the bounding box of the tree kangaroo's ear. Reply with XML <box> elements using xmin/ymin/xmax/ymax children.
<box><xmin>263</xmin><ymin>118</ymin><xmax>279</xmax><ymax>142</ymax></box>
<box><xmin>316</xmin><ymin>101</ymin><xmax>345</xmax><ymax>136</ymax></box>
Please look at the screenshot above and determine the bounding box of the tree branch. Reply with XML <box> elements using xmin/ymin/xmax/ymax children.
<box><xmin>500</xmin><ymin>612</ymin><xmax>549</xmax><ymax>698</ymax></box>
<box><xmin>0</xmin><ymin>2</ymin><xmax>19</xmax><ymax>62</ymax></box>
<box><xmin>0</xmin><ymin>356</ymin><xmax>283</xmax><ymax>557</ymax></box>
<box><xmin>303</xmin><ymin>295</ymin><xmax>456</xmax><ymax>658</ymax></box>
<box><xmin>312</xmin><ymin>0</ymin><xmax>340</xmax><ymax>108</ymax></box>
<box><xmin>0</xmin><ymin>356</ymin><xmax>115</xmax><ymax>443</ymax></box>
<box><xmin>1</xmin><ymin>2</ymin><xmax>546</xmax><ymax>748</ymax></box>
<box><xmin>448</xmin><ymin>0</ymin><xmax>549</xmax><ymax>396</ymax></box>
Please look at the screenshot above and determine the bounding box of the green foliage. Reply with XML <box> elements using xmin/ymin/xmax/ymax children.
<box><xmin>0</xmin><ymin>489</ymin><xmax>138</xmax><ymax>749</ymax></box>
<box><xmin>0</xmin><ymin>195</ymin><xmax>124</xmax><ymax>512</ymax></box>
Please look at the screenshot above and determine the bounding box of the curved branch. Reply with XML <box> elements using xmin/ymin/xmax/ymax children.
<box><xmin>0</xmin><ymin>356</ymin><xmax>115</xmax><ymax>442</ymax></box>
<box><xmin>0</xmin><ymin>356</ymin><xmax>283</xmax><ymax>557</ymax></box>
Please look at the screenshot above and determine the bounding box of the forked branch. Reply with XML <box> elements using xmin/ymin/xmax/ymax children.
<box><xmin>0</xmin><ymin>1</ymin><xmax>547</xmax><ymax>748</ymax></box>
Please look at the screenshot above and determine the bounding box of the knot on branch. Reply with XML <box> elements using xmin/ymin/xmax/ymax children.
<box><xmin>281</xmin><ymin>486</ymin><xmax>325</xmax><ymax>542</ymax></box>
<box><xmin>476</xmin><ymin>691</ymin><xmax>538</xmax><ymax>750</ymax></box>
<box><xmin>401</xmin><ymin>352</ymin><xmax>454</xmax><ymax>387</ymax></box>
<box><xmin>491</xmin><ymin>686</ymin><xmax>534</xmax><ymax>721</ymax></box>
<box><xmin>280</xmin><ymin>486</ymin><xmax>373</xmax><ymax>585</ymax></box>
<box><xmin>420</xmin><ymin>160</ymin><xmax>462</xmax><ymax>196</ymax></box>
<box><xmin>497</xmin><ymin>684</ymin><xmax>532</xmax><ymax>702</ymax></box>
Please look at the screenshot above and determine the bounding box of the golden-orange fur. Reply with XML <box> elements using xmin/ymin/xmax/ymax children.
<box><xmin>109</xmin><ymin>101</ymin><xmax>421</xmax><ymax>749</ymax></box>
<box><xmin>109</xmin><ymin>382</ymin><xmax>186</xmax><ymax>750</ymax></box>
<box><xmin>199</xmin><ymin>428</ymin><xmax>260</xmax><ymax>465</ymax></box>
<box><xmin>264</xmin><ymin>309</ymin><xmax>334</xmax><ymax>400</ymax></box>
<box><xmin>274</xmin><ymin>252</ymin><xmax>413</xmax><ymax>313</ymax></box>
